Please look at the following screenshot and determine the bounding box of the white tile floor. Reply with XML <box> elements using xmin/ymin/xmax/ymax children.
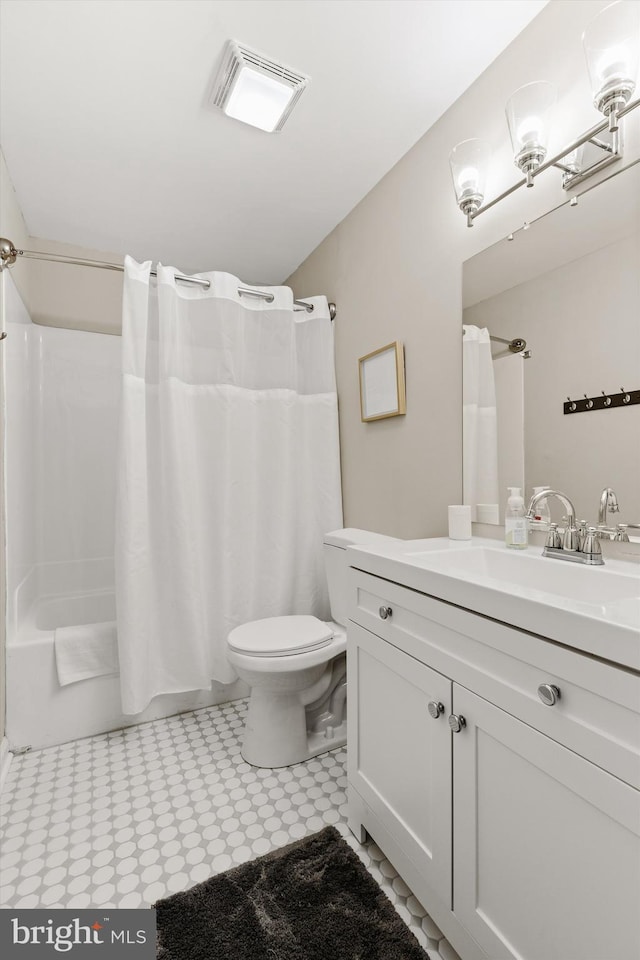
<box><xmin>0</xmin><ymin>699</ymin><xmax>460</xmax><ymax>960</ymax></box>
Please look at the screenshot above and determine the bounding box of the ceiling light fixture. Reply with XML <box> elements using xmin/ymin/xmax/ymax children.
<box><xmin>210</xmin><ymin>40</ymin><xmax>309</xmax><ymax>133</ymax></box>
<box><xmin>450</xmin><ymin>0</ymin><xmax>640</xmax><ymax>226</ymax></box>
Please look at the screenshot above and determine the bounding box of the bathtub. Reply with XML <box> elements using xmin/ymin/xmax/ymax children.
<box><xmin>6</xmin><ymin>560</ymin><xmax>247</xmax><ymax>752</ymax></box>
<box><xmin>4</xmin><ymin>311</ymin><xmax>247</xmax><ymax>752</ymax></box>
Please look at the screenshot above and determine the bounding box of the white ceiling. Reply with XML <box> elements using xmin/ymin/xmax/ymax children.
<box><xmin>0</xmin><ymin>0</ymin><xmax>548</xmax><ymax>282</ymax></box>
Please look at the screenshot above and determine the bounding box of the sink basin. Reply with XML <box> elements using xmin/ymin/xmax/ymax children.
<box><xmin>404</xmin><ymin>546</ymin><xmax>639</xmax><ymax>606</ymax></box>
<box><xmin>346</xmin><ymin>537</ymin><xmax>640</xmax><ymax>670</ymax></box>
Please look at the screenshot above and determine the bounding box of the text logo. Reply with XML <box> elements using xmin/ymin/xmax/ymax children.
<box><xmin>0</xmin><ymin>910</ymin><xmax>156</xmax><ymax>957</ymax></box>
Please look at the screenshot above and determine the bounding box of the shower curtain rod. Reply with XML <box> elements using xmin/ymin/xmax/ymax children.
<box><xmin>490</xmin><ymin>334</ymin><xmax>527</xmax><ymax>353</ymax></box>
<box><xmin>0</xmin><ymin>238</ymin><xmax>337</xmax><ymax>319</ymax></box>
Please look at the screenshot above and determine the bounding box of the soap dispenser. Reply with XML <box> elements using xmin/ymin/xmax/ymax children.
<box><xmin>505</xmin><ymin>487</ymin><xmax>528</xmax><ymax>549</ymax></box>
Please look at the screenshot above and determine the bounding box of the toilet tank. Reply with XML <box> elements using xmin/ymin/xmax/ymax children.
<box><xmin>323</xmin><ymin>528</ymin><xmax>398</xmax><ymax>627</ymax></box>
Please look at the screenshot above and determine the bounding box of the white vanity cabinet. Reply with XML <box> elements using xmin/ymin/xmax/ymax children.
<box><xmin>348</xmin><ymin>623</ymin><xmax>452</xmax><ymax>900</ymax></box>
<box><xmin>347</xmin><ymin>567</ymin><xmax>640</xmax><ymax>960</ymax></box>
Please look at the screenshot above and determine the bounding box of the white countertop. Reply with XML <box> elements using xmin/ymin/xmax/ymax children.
<box><xmin>346</xmin><ymin>537</ymin><xmax>640</xmax><ymax>671</ymax></box>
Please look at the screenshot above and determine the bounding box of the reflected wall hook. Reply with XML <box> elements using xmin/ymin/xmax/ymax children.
<box><xmin>564</xmin><ymin>388</ymin><xmax>640</xmax><ymax>414</ymax></box>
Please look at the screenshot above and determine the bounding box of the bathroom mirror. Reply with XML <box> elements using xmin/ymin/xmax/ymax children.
<box><xmin>462</xmin><ymin>160</ymin><xmax>640</xmax><ymax>528</ymax></box>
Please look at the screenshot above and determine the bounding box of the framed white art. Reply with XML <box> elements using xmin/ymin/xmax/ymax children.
<box><xmin>358</xmin><ymin>341</ymin><xmax>406</xmax><ymax>422</ymax></box>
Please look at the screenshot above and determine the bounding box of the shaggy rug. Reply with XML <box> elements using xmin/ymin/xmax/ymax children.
<box><xmin>155</xmin><ymin>825</ymin><xmax>427</xmax><ymax>959</ymax></box>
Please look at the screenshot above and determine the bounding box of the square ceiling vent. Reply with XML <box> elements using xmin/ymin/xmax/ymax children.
<box><xmin>210</xmin><ymin>41</ymin><xmax>309</xmax><ymax>133</ymax></box>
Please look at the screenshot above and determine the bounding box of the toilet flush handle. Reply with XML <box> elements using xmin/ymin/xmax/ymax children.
<box><xmin>378</xmin><ymin>605</ymin><xmax>393</xmax><ymax>620</ymax></box>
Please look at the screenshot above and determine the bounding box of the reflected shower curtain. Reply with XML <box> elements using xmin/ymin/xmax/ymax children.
<box><xmin>462</xmin><ymin>325</ymin><xmax>499</xmax><ymax>521</ymax></box>
<box><xmin>116</xmin><ymin>259</ymin><xmax>343</xmax><ymax>715</ymax></box>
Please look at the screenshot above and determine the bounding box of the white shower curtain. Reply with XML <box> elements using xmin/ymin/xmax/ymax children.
<box><xmin>462</xmin><ymin>325</ymin><xmax>499</xmax><ymax>521</ymax></box>
<box><xmin>115</xmin><ymin>258</ymin><xmax>343</xmax><ymax>715</ymax></box>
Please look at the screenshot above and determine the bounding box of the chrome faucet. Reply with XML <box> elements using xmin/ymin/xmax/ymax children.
<box><xmin>526</xmin><ymin>489</ymin><xmax>603</xmax><ymax>565</ymax></box>
<box><xmin>598</xmin><ymin>487</ymin><xmax>620</xmax><ymax>526</ymax></box>
<box><xmin>526</xmin><ymin>490</ymin><xmax>579</xmax><ymax>550</ymax></box>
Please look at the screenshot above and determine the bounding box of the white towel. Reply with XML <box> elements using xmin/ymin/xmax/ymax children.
<box><xmin>54</xmin><ymin>621</ymin><xmax>119</xmax><ymax>686</ymax></box>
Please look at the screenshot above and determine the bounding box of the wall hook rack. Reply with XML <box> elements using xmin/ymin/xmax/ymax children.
<box><xmin>564</xmin><ymin>388</ymin><xmax>639</xmax><ymax>415</ymax></box>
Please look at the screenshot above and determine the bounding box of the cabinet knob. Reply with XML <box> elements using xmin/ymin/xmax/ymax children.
<box><xmin>448</xmin><ymin>714</ymin><xmax>466</xmax><ymax>733</ymax></box>
<box><xmin>428</xmin><ymin>701</ymin><xmax>444</xmax><ymax>719</ymax></box>
<box><xmin>537</xmin><ymin>683</ymin><xmax>561</xmax><ymax>707</ymax></box>
<box><xmin>378</xmin><ymin>605</ymin><xmax>393</xmax><ymax>620</ymax></box>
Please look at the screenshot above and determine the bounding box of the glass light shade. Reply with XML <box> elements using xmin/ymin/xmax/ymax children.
<box><xmin>505</xmin><ymin>81</ymin><xmax>557</xmax><ymax>185</ymax></box>
<box><xmin>583</xmin><ymin>1</ymin><xmax>639</xmax><ymax>115</ymax></box>
<box><xmin>562</xmin><ymin>143</ymin><xmax>585</xmax><ymax>174</ymax></box>
<box><xmin>505</xmin><ymin>81</ymin><xmax>557</xmax><ymax>156</ymax></box>
<box><xmin>449</xmin><ymin>139</ymin><xmax>490</xmax><ymax>210</ymax></box>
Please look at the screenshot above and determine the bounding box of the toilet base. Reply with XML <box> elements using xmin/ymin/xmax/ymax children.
<box><xmin>241</xmin><ymin>685</ymin><xmax>347</xmax><ymax>769</ymax></box>
<box><xmin>241</xmin><ymin>689</ymin><xmax>307</xmax><ymax>768</ymax></box>
<box><xmin>242</xmin><ymin>717</ymin><xmax>346</xmax><ymax>769</ymax></box>
<box><xmin>230</xmin><ymin>640</ymin><xmax>348</xmax><ymax>769</ymax></box>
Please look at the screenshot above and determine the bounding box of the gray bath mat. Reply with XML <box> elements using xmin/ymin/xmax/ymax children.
<box><xmin>155</xmin><ymin>825</ymin><xmax>427</xmax><ymax>959</ymax></box>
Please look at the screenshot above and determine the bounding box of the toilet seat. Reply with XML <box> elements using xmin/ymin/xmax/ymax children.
<box><xmin>228</xmin><ymin>615</ymin><xmax>334</xmax><ymax>658</ymax></box>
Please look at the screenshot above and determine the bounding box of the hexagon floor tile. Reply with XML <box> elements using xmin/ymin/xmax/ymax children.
<box><xmin>0</xmin><ymin>699</ymin><xmax>455</xmax><ymax>959</ymax></box>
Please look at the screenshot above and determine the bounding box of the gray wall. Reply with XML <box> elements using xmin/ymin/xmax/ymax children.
<box><xmin>287</xmin><ymin>0</ymin><xmax>640</xmax><ymax>537</ymax></box>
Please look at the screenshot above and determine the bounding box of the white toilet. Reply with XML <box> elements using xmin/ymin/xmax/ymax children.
<box><xmin>227</xmin><ymin>528</ymin><xmax>396</xmax><ymax>768</ymax></box>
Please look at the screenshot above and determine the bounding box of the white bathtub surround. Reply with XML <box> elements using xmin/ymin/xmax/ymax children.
<box><xmin>4</xmin><ymin>285</ymin><xmax>247</xmax><ymax>750</ymax></box>
<box><xmin>116</xmin><ymin>259</ymin><xmax>342</xmax><ymax>715</ymax></box>
<box><xmin>7</xmin><ymin>559</ymin><xmax>247</xmax><ymax>750</ymax></box>
<box><xmin>4</xmin><ymin>287</ymin><xmax>122</xmax><ymax>624</ymax></box>
<box><xmin>0</xmin><ymin>700</ymin><xmax>455</xmax><ymax>960</ymax></box>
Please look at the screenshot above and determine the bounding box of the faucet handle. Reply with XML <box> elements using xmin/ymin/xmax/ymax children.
<box><xmin>577</xmin><ymin>520</ymin><xmax>588</xmax><ymax>547</ymax></box>
<box><xmin>563</xmin><ymin>518</ymin><xmax>581</xmax><ymax>552</ymax></box>
<box><xmin>581</xmin><ymin>526</ymin><xmax>602</xmax><ymax>556</ymax></box>
<box><xmin>546</xmin><ymin>523</ymin><xmax>562</xmax><ymax>549</ymax></box>
<box><xmin>614</xmin><ymin>524</ymin><xmax>630</xmax><ymax>543</ymax></box>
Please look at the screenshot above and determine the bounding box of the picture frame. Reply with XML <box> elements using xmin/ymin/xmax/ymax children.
<box><xmin>358</xmin><ymin>341</ymin><xmax>406</xmax><ymax>422</ymax></box>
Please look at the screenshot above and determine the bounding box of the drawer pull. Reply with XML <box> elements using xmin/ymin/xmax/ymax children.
<box><xmin>378</xmin><ymin>605</ymin><xmax>393</xmax><ymax>620</ymax></box>
<box><xmin>448</xmin><ymin>714</ymin><xmax>466</xmax><ymax>733</ymax></box>
<box><xmin>537</xmin><ymin>683</ymin><xmax>561</xmax><ymax>707</ymax></box>
<box><xmin>428</xmin><ymin>701</ymin><xmax>444</xmax><ymax>719</ymax></box>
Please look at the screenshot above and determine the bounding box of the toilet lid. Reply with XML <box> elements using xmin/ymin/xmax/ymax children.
<box><xmin>228</xmin><ymin>616</ymin><xmax>334</xmax><ymax>657</ymax></box>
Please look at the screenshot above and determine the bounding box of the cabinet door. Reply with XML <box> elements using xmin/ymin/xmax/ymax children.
<box><xmin>453</xmin><ymin>685</ymin><xmax>640</xmax><ymax>960</ymax></box>
<box><xmin>348</xmin><ymin>622</ymin><xmax>452</xmax><ymax>903</ymax></box>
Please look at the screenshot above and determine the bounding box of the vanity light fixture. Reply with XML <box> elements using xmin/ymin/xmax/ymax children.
<box><xmin>505</xmin><ymin>81</ymin><xmax>557</xmax><ymax>186</ymax></box>
<box><xmin>448</xmin><ymin>139</ymin><xmax>491</xmax><ymax>226</ymax></box>
<box><xmin>584</xmin><ymin>0</ymin><xmax>639</xmax><ymax>131</ymax></box>
<box><xmin>210</xmin><ymin>40</ymin><xmax>309</xmax><ymax>133</ymax></box>
<box><xmin>450</xmin><ymin>0</ymin><xmax>640</xmax><ymax>226</ymax></box>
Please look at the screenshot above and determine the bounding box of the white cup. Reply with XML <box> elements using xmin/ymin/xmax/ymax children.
<box><xmin>448</xmin><ymin>504</ymin><xmax>472</xmax><ymax>540</ymax></box>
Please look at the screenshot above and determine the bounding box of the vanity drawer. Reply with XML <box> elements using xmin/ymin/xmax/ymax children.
<box><xmin>349</xmin><ymin>568</ymin><xmax>640</xmax><ymax>788</ymax></box>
